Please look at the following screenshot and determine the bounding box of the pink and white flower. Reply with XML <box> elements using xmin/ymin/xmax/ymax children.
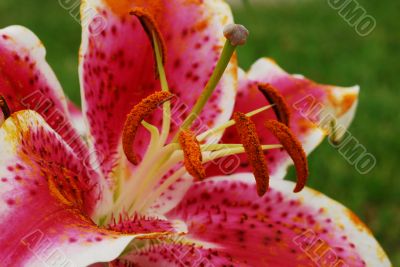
<box><xmin>0</xmin><ymin>0</ymin><xmax>390</xmax><ymax>266</ymax></box>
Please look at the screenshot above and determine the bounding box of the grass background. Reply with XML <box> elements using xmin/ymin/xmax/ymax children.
<box><xmin>1</xmin><ymin>0</ymin><xmax>398</xmax><ymax>264</ymax></box>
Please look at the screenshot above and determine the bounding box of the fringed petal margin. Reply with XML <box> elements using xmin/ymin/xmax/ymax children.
<box><xmin>114</xmin><ymin>244</ymin><xmax>239</xmax><ymax>267</ymax></box>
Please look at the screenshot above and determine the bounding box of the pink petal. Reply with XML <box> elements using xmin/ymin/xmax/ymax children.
<box><xmin>0</xmin><ymin>26</ymin><xmax>88</xmax><ymax>162</ymax></box>
<box><xmin>0</xmin><ymin>111</ymin><xmax>125</xmax><ymax>265</ymax></box>
<box><xmin>4</xmin><ymin>210</ymin><xmax>137</xmax><ymax>266</ymax></box>
<box><xmin>79</xmin><ymin>0</ymin><xmax>237</xmax><ymax>179</ymax></box>
<box><xmin>165</xmin><ymin>174</ymin><xmax>390</xmax><ymax>266</ymax></box>
<box><xmin>0</xmin><ymin>111</ymin><xmax>181</xmax><ymax>266</ymax></box>
<box><xmin>207</xmin><ymin>58</ymin><xmax>359</xmax><ymax>180</ymax></box>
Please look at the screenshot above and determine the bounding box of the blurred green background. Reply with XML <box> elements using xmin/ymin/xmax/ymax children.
<box><xmin>0</xmin><ymin>0</ymin><xmax>398</xmax><ymax>264</ymax></box>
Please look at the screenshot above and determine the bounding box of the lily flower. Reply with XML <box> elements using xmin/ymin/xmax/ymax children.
<box><xmin>0</xmin><ymin>0</ymin><xmax>390</xmax><ymax>266</ymax></box>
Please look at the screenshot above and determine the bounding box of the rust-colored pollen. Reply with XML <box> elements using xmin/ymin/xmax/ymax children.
<box><xmin>178</xmin><ymin>130</ymin><xmax>205</xmax><ymax>181</ymax></box>
<box><xmin>0</xmin><ymin>95</ymin><xmax>11</xmax><ymax>120</ymax></box>
<box><xmin>234</xmin><ymin>112</ymin><xmax>270</xmax><ymax>196</ymax></box>
<box><xmin>258</xmin><ymin>83</ymin><xmax>291</xmax><ymax>126</ymax></box>
<box><xmin>123</xmin><ymin>91</ymin><xmax>173</xmax><ymax>165</ymax></box>
<box><xmin>265</xmin><ymin>120</ymin><xmax>309</xmax><ymax>193</ymax></box>
<box><xmin>129</xmin><ymin>7</ymin><xmax>167</xmax><ymax>66</ymax></box>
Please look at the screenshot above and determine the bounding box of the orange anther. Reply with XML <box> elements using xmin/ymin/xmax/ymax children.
<box><xmin>265</xmin><ymin>120</ymin><xmax>309</xmax><ymax>192</ymax></box>
<box><xmin>178</xmin><ymin>130</ymin><xmax>205</xmax><ymax>181</ymax></box>
<box><xmin>129</xmin><ymin>8</ymin><xmax>167</xmax><ymax>67</ymax></box>
<box><xmin>123</xmin><ymin>91</ymin><xmax>173</xmax><ymax>165</ymax></box>
<box><xmin>234</xmin><ymin>112</ymin><xmax>270</xmax><ymax>196</ymax></box>
<box><xmin>258</xmin><ymin>83</ymin><xmax>291</xmax><ymax>126</ymax></box>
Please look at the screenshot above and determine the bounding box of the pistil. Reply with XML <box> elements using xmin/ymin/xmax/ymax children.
<box><xmin>172</xmin><ymin>24</ymin><xmax>249</xmax><ymax>141</ymax></box>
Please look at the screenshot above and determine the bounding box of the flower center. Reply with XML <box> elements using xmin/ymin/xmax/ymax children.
<box><xmin>110</xmin><ymin>11</ymin><xmax>309</xmax><ymax>219</ymax></box>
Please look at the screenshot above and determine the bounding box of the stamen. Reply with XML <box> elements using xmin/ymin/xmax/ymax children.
<box><xmin>258</xmin><ymin>83</ymin><xmax>291</xmax><ymax>126</ymax></box>
<box><xmin>204</xmin><ymin>144</ymin><xmax>283</xmax><ymax>161</ymax></box>
<box><xmin>264</xmin><ymin>120</ymin><xmax>309</xmax><ymax>193</ymax></box>
<box><xmin>197</xmin><ymin>104</ymin><xmax>274</xmax><ymax>142</ymax></box>
<box><xmin>201</xmin><ymin>144</ymin><xmax>245</xmax><ymax>151</ymax></box>
<box><xmin>0</xmin><ymin>95</ymin><xmax>11</xmax><ymax>120</ymax></box>
<box><xmin>138</xmin><ymin>143</ymin><xmax>283</xmax><ymax>213</ymax></box>
<box><xmin>234</xmin><ymin>112</ymin><xmax>270</xmax><ymax>196</ymax></box>
<box><xmin>129</xmin><ymin>8</ymin><xmax>167</xmax><ymax>67</ymax></box>
<box><xmin>141</xmin><ymin>120</ymin><xmax>161</xmax><ymax>156</ymax></box>
<box><xmin>122</xmin><ymin>91</ymin><xmax>173</xmax><ymax>165</ymax></box>
<box><xmin>130</xmin><ymin>8</ymin><xmax>172</xmax><ymax>146</ymax></box>
<box><xmin>178</xmin><ymin>130</ymin><xmax>205</xmax><ymax>181</ymax></box>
